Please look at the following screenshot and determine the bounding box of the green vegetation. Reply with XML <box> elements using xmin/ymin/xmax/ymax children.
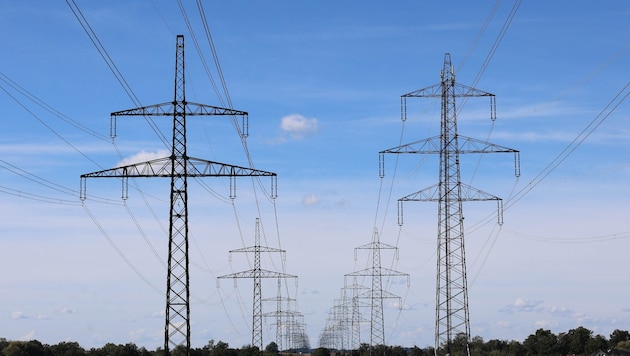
<box><xmin>1</xmin><ymin>327</ymin><xmax>630</xmax><ymax>356</ymax></box>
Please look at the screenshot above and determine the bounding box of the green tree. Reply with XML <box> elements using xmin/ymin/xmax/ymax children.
<box><xmin>408</xmin><ymin>346</ymin><xmax>427</xmax><ymax>356</ymax></box>
<box><xmin>237</xmin><ymin>345</ymin><xmax>259</xmax><ymax>356</ymax></box>
<box><xmin>48</xmin><ymin>342</ymin><xmax>84</xmax><ymax>356</ymax></box>
<box><xmin>611</xmin><ymin>329</ymin><xmax>630</xmax><ymax>348</ymax></box>
<box><xmin>263</xmin><ymin>342</ymin><xmax>278</xmax><ymax>356</ymax></box>
<box><xmin>312</xmin><ymin>347</ymin><xmax>330</xmax><ymax>356</ymax></box>
<box><xmin>617</xmin><ymin>340</ymin><xmax>630</xmax><ymax>351</ymax></box>
<box><xmin>2</xmin><ymin>340</ymin><xmax>50</xmax><ymax>356</ymax></box>
<box><xmin>523</xmin><ymin>328</ymin><xmax>561</xmax><ymax>355</ymax></box>
<box><xmin>586</xmin><ymin>334</ymin><xmax>608</xmax><ymax>354</ymax></box>
<box><xmin>559</xmin><ymin>326</ymin><xmax>593</xmax><ymax>355</ymax></box>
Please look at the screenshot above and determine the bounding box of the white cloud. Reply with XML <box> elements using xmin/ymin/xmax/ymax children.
<box><xmin>19</xmin><ymin>330</ymin><xmax>36</xmax><ymax>341</ymax></box>
<box><xmin>280</xmin><ymin>114</ymin><xmax>318</xmax><ymax>140</ymax></box>
<box><xmin>548</xmin><ymin>305</ymin><xmax>573</xmax><ymax>317</ymax></box>
<box><xmin>499</xmin><ymin>297</ymin><xmax>544</xmax><ymax>314</ymax></box>
<box><xmin>116</xmin><ymin>149</ymin><xmax>170</xmax><ymax>167</ymax></box>
<box><xmin>149</xmin><ymin>309</ymin><xmax>165</xmax><ymax>318</ymax></box>
<box><xmin>58</xmin><ymin>307</ymin><xmax>76</xmax><ymax>315</ymax></box>
<box><xmin>10</xmin><ymin>311</ymin><xmax>27</xmax><ymax>319</ymax></box>
<box><xmin>302</xmin><ymin>193</ymin><xmax>320</xmax><ymax>206</ymax></box>
<box><xmin>534</xmin><ymin>320</ymin><xmax>557</xmax><ymax>328</ymax></box>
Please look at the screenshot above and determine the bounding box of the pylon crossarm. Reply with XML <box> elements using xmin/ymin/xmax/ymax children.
<box><xmin>457</xmin><ymin>135</ymin><xmax>516</xmax><ymax>153</ymax></box>
<box><xmin>451</xmin><ymin>83</ymin><xmax>494</xmax><ymax>98</ymax></box>
<box><xmin>354</xmin><ymin>241</ymin><xmax>398</xmax><ymax>251</ymax></box>
<box><xmin>111</xmin><ymin>101</ymin><xmax>248</xmax><ymax>117</ymax></box>
<box><xmin>80</xmin><ymin>157</ymin><xmax>277</xmax><ymax>200</ymax></box>
<box><xmin>110</xmin><ymin>102</ymin><xmax>249</xmax><ymax>139</ymax></box>
<box><xmin>459</xmin><ymin>183</ymin><xmax>501</xmax><ymax>202</ymax></box>
<box><xmin>217</xmin><ymin>269</ymin><xmax>297</xmax><ymax>280</ymax></box>
<box><xmin>187</xmin><ymin>157</ymin><xmax>276</xmax><ymax>177</ymax></box>
<box><xmin>380</xmin><ymin>135</ymin><xmax>441</xmax><ymax>155</ymax></box>
<box><xmin>399</xmin><ymin>184</ymin><xmax>440</xmax><ymax>202</ymax></box>
<box><xmin>356</xmin><ymin>289</ymin><xmax>401</xmax><ymax>300</ymax></box>
<box><xmin>402</xmin><ymin>83</ymin><xmax>442</xmax><ymax>98</ymax></box>
<box><xmin>401</xmin><ymin>83</ymin><xmax>494</xmax><ymax>98</ymax></box>
<box><xmin>229</xmin><ymin>246</ymin><xmax>285</xmax><ymax>254</ymax></box>
<box><xmin>81</xmin><ymin>157</ymin><xmax>173</xmax><ymax>179</ymax></box>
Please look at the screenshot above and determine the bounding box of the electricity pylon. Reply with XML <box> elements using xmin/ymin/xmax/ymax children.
<box><xmin>345</xmin><ymin>228</ymin><xmax>409</xmax><ymax>347</ymax></box>
<box><xmin>344</xmin><ymin>277</ymin><xmax>370</xmax><ymax>349</ymax></box>
<box><xmin>379</xmin><ymin>53</ymin><xmax>520</xmax><ymax>355</ymax></box>
<box><xmin>80</xmin><ymin>35</ymin><xmax>277</xmax><ymax>355</ymax></box>
<box><xmin>218</xmin><ymin>218</ymin><xmax>297</xmax><ymax>350</ymax></box>
<box><xmin>262</xmin><ymin>278</ymin><xmax>296</xmax><ymax>351</ymax></box>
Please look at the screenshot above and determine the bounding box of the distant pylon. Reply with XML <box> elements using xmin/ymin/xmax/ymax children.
<box><xmin>262</xmin><ymin>278</ymin><xmax>296</xmax><ymax>351</ymax></box>
<box><xmin>344</xmin><ymin>277</ymin><xmax>369</xmax><ymax>349</ymax></box>
<box><xmin>380</xmin><ymin>53</ymin><xmax>520</xmax><ymax>355</ymax></box>
<box><xmin>345</xmin><ymin>228</ymin><xmax>409</xmax><ymax>347</ymax></box>
<box><xmin>218</xmin><ymin>218</ymin><xmax>297</xmax><ymax>350</ymax></box>
<box><xmin>80</xmin><ymin>35</ymin><xmax>277</xmax><ymax>355</ymax></box>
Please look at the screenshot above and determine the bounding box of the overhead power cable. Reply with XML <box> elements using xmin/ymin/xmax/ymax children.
<box><xmin>0</xmin><ymin>71</ymin><xmax>109</xmax><ymax>142</ymax></box>
<box><xmin>65</xmin><ymin>0</ymin><xmax>169</xmax><ymax>148</ymax></box>
<box><xmin>82</xmin><ymin>202</ymin><xmax>163</xmax><ymax>295</ymax></box>
<box><xmin>470</xmin><ymin>0</ymin><xmax>522</xmax><ymax>89</ymax></box>
<box><xmin>467</xmin><ymin>80</ymin><xmax>630</xmax><ymax>234</ymax></box>
<box><xmin>458</xmin><ymin>0</ymin><xmax>503</xmax><ymax>74</ymax></box>
<box><xmin>506</xmin><ymin>80</ymin><xmax>630</xmax><ymax>210</ymax></box>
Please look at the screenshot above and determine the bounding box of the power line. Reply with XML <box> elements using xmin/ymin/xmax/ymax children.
<box><xmin>82</xmin><ymin>202</ymin><xmax>163</xmax><ymax>294</ymax></box>
<box><xmin>65</xmin><ymin>0</ymin><xmax>170</xmax><ymax>148</ymax></box>
<box><xmin>0</xmin><ymin>71</ymin><xmax>109</xmax><ymax>142</ymax></box>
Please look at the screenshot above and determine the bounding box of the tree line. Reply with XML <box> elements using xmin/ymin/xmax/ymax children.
<box><xmin>2</xmin><ymin>327</ymin><xmax>630</xmax><ymax>356</ymax></box>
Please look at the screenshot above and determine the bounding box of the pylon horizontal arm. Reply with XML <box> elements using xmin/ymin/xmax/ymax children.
<box><xmin>81</xmin><ymin>156</ymin><xmax>275</xmax><ymax>178</ymax></box>
<box><xmin>397</xmin><ymin>183</ymin><xmax>504</xmax><ymax>225</ymax></box>
<box><xmin>345</xmin><ymin>267</ymin><xmax>409</xmax><ymax>278</ymax></box>
<box><xmin>380</xmin><ymin>135</ymin><xmax>520</xmax><ymax>177</ymax></box>
<box><xmin>217</xmin><ymin>269</ymin><xmax>297</xmax><ymax>280</ymax></box>
<box><xmin>110</xmin><ymin>102</ymin><xmax>250</xmax><ymax>139</ymax></box>
<box><xmin>111</xmin><ymin>101</ymin><xmax>248</xmax><ymax>117</ymax></box>
<box><xmin>402</xmin><ymin>83</ymin><xmax>494</xmax><ymax>98</ymax></box>
<box><xmin>80</xmin><ymin>156</ymin><xmax>277</xmax><ymax>200</ymax></box>
<box><xmin>229</xmin><ymin>246</ymin><xmax>286</xmax><ymax>254</ymax></box>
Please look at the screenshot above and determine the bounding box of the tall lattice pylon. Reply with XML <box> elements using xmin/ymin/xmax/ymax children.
<box><xmin>345</xmin><ymin>228</ymin><xmax>409</xmax><ymax>347</ymax></box>
<box><xmin>80</xmin><ymin>35</ymin><xmax>277</xmax><ymax>355</ymax></box>
<box><xmin>380</xmin><ymin>53</ymin><xmax>520</xmax><ymax>355</ymax></box>
<box><xmin>218</xmin><ymin>218</ymin><xmax>297</xmax><ymax>350</ymax></box>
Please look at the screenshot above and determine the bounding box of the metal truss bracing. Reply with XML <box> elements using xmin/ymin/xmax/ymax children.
<box><xmin>380</xmin><ymin>53</ymin><xmax>519</xmax><ymax>355</ymax></box>
<box><xmin>345</xmin><ymin>228</ymin><xmax>409</xmax><ymax>347</ymax></box>
<box><xmin>80</xmin><ymin>35</ymin><xmax>276</xmax><ymax>355</ymax></box>
<box><xmin>217</xmin><ymin>218</ymin><xmax>297</xmax><ymax>351</ymax></box>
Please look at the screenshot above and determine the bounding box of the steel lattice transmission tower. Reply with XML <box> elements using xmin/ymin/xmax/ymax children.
<box><xmin>218</xmin><ymin>218</ymin><xmax>297</xmax><ymax>351</ymax></box>
<box><xmin>80</xmin><ymin>35</ymin><xmax>277</xmax><ymax>354</ymax></box>
<box><xmin>345</xmin><ymin>228</ymin><xmax>409</xmax><ymax>347</ymax></box>
<box><xmin>380</xmin><ymin>53</ymin><xmax>520</xmax><ymax>355</ymax></box>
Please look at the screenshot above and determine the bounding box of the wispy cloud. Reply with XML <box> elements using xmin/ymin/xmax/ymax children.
<box><xmin>58</xmin><ymin>307</ymin><xmax>76</xmax><ymax>315</ymax></box>
<box><xmin>279</xmin><ymin>114</ymin><xmax>318</xmax><ymax>141</ymax></box>
<box><xmin>19</xmin><ymin>330</ymin><xmax>35</xmax><ymax>341</ymax></box>
<box><xmin>10</xmin><ymin>310</ymin><xmax>28</xmax><ymax>319</ymax></box>
<box><xmin>302</xmin><ymin>193</ymin><xmax>319</xmax><ymax>206</ymax></box>
<box><xmin>548</xmin><ymin>305</ymin><xmax>574</xmax><ymax>317</ymax></box>
<box><xmin>116</xmin><ymin>149</ymin><xmax>169</xmax><ymax>167</ymax></box>
<box><xmin>499</xmin><ymin>297</ymin><xmax>545</xmax><ymax>314</ymax></box>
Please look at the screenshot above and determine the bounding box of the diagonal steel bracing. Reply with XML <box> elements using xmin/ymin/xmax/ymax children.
<box><xmin>217</xmin><ymin>218</ymin><xmax>297</xmax><ymax>351</ymax></box>
<box><xmin>380</xmin><ymin>53</ymin><xmax>519</xmax><ymax>355</ymax></box>
<box><xmin>80</xmin><ymin>35</ymin><xmax>276</xmax><ymax>355</ymax></box>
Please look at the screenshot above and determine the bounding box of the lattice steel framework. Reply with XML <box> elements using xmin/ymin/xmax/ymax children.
<box><xmin>380</xmin><ymin>53</ymin><xmax>519</xmax><ymax>355</ymax></box>
<box><xmin>218</xmin><ymin>218</ymin><xmax>297</xmax><ymax>350</ymax></box>
<box><xmin>80</xmin><ymin>35</ymin><xmax>277</xmax><ymax>355</ymax></box>
<box><xmin>345</xmin><ymin>228</ymin><xmax>409</xmax><ymax>347</ymax></box>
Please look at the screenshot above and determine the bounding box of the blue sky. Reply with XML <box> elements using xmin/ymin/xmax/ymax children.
<box><xmin>1</xmin><ymin>0</ymin><xmax>629</xmax><ymax>350</ymax></box>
